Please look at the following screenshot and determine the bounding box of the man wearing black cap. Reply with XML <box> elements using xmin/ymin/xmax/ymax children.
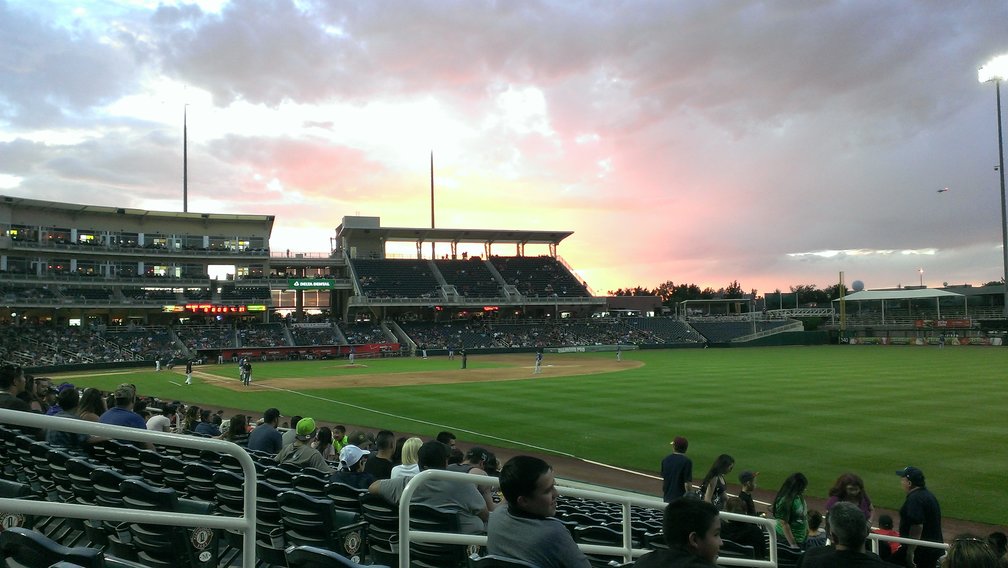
<box><xmin>893</xmin><ymin>466</ymin><xmax>943</xmax><ymax>568</ymax></box>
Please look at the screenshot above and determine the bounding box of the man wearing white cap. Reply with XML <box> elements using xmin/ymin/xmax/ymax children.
<box><xmin>331</xmin><ymin>444</ymin><xmax>374</xmax><ymax>489</ymax></box>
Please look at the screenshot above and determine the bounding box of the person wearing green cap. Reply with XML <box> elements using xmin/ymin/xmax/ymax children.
<box><xmin>275</xmin><ymin>417</ymin><xmax>333</xmax><ymax>473</ymax></box>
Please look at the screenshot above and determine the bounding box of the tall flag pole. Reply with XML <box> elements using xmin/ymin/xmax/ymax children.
<box><xmin>430</xmin><ymin>151</ymin><xmax>435</xmax><ymax>259</ymax></box>
<box><xmin>183</xmin><ymin>105</ymin><xmax>188</xmax><ymax>213</ymax></box>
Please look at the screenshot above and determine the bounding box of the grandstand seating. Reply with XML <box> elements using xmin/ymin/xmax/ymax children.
<box><xmin>237</xmin><ymin>324</ymin><xmax>289</xmax><ymax>348</ymax></box>
<box><xmin>0</xmin><ymin>284</ymin><xmax>57</xmax><ymax>303</ymax></box>
<box><xmin>395</xmin><ymin>319</ymin><xmax>706</xmax><ymax>350</ymax></box>
<box><xmin>291</xmin><ymin>324</ymin><xmax>339</xmax><ymax>346</ymax></box>
<box><xmin>351</xmin><ymin>258</ymin><xmax>441</xmax><ymax>299</ymax></box>
<box><xmin>60</xmin><ymin>287</ymin><xmax>113</xmax><ymax>301</ymax></box>
<box><xmin>689</xmin><ymin>319</ymin><xmax>794</xmax><ymax>343</ymax></box>
<box><xmin>121</xmin><ymin>288</ymin><xmax>178</xmax><ymax>302</ymax></box>
<box><xmin>434</xmin><ymin>259</ymin><xmax>501</xmax><ymax>297</ymax></box>
<box><xmin>176</xmin><ymin>325</ymin><xmax>234</xmax><ymax>352</ymax></box>
<box><xmin>339</xmin><ymin>322</ymin><xmax>388</xmax><ymax>345</ymax></box>
<box><xmin>277</xmin><ymin>490</ymin><xmax>369</xmax><ymax>562</ymax></box>
<box><xmin>490</xmin><ymin>255</ymin><xmax>590</xmax><ymax>298</ymax></box>
<box><xmin>220</xmin><ymin>285</ymin><xmax>271</xmax><ymax>301</ymax></box>
<box><xmin>0</xmin><ymin>414</ymin><xmax>947</xmax><ymax>568</ymax></box>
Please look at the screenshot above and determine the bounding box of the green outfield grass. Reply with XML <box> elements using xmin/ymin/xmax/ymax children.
<box><xmin>55</xmin><ymin>346</ymin><xmax>1008</xmax><ymax>525</ymax></box>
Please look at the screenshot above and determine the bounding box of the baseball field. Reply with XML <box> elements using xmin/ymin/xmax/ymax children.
<box><xmin>52</xmin><ymin>345</ymin><xmax>1008</xmax><ymax>526</ymax></box>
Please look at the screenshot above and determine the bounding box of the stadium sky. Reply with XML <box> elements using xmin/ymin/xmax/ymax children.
<box><xmin>1</xmin><ymin>1</ymin><xmax>1007</xmax><ymax>297</ymax></box>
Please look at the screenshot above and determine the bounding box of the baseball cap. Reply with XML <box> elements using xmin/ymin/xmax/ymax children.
<box><xmin>896</xmin><ymin>466</ymin><xmax>925</xmax><ymax>486</ymax></box>
<box><xmin>739</xmin><ymin>471</ymin><xmax>758</xmax><ymax>483</ymax></box>
<box><xmin>339</xmin><ymin>444</ymin><xmax>370</xmax><ymax>469</ymax></box>
<box><xmin>57</xmin><ymin>382</ymin><xmax>76</xmax><ymax>392</ymax></box>
<box><xmin>263</xmin><ymin>408</ymin><xmax>281</xmax><ymax>423</ymax></box>
<box><xmin>295</xmin><ymin>417</ymin><xmax>317</xmax><ymax>441</ymax></box>
<box><xmin>671</xmin><ymin>436</ymin><xmax>688</xmax><ymax>452</ymax></box>
<box><xmin>113</xmin><ymin>385</ymin><xmax>135</xmax><ymax>401</ymax></box>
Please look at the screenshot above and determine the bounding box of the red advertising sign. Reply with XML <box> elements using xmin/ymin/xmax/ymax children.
<box><xmin>914</xmin><ymin>319</ymin><xmax>972</xmax><ymax>329</ymax></box>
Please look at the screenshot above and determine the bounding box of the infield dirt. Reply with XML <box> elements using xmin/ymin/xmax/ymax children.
<box><xmin>205</xmin><ymin>353</ymin><xmax>641</xmax><ymax>391</ymax></box>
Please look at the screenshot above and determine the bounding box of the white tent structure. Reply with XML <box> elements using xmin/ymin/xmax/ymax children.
<box><xmin>831</xmin><ymin>288</ymin><xmax>966</xmax><ymax>324</ymax></box>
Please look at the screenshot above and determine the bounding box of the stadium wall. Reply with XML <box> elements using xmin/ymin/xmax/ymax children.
<box><xmin>737</xmin><ymin>331</ymin><xmax>830</xmax><ymax>346</ymax></box>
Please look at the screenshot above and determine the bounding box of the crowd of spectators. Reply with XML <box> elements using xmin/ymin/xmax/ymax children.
<box><xmin>339</xmin><ymin>322</ymin><xmax>388</xmax><ymax>344</ymax></box>
<box><xmin>0</xmin><ymin>317</ymin><xmax>739</xmax><ymax>366</ymax></box>
<box><xmin>290</xmin><ymin>325</ymin><xmax>339</xmax><ymax>346</ymax></box>
<box><xmin>175</xmin><ymin>325</ymin><xmax>234</xmax><ymax>351</ymax></box>
<box><xmin>0</xmin><ymin>323</ymin><xmax>181</xmax><ymax>366</ymax></box>
<box><xmin>398</xmin><ymin>318</ymin><xmax>703</xmax><ymax>350</ymax></box>
<box><xmin>237</xmin><ymin>324</ymin><xmax>288</xmax><ymax>347</ymax></box>
<box><xmin>104</xmin><ymin>326</ymin><xmax>178</xmax><ymax>361</ymax></box>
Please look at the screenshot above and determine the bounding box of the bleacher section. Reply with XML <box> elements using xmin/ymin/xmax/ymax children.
<box><xmin>0</xmin><ymin>324</ymin><xmax>180</xmax><ymax>366</ymax></box>
<box><xmin>0</xmin><ymin>317</ymin><xmax>791</xmax><ymax>366</ymax></box>
<box><xmin>351</xmin><ymin>259</ymin><xmax>441</xmax><ymax>299</ymax></box>
<box><xmin>290</xmin><ymin>324</ymin><xmax>339</xmax><ymax>346</ymax></box>
<box><xmin>398</xmin><ymin>319</ymin><xmax>702</xmax><ymax>350</ymax></box>
<box><xmin>0</xmin><ymin>284</ymin><xmax>57</xmax><ymax>303</ymax></box>
<box><xmin>690</xmin><ymin>319</ymin><xmax>795</xmax><ymax>343</ymax></box>
<box><xmin>491</xmin><ymin>255</ymin><xmax>590</xmax><ymax>297</ymax></box>
<box><xmin>220</xmin><ymin>286</ymin><xmax>271</xmax><ymax>302</ymax></box>
<box><xmin>433</xmin><ymin>259</ymin><xmax>501</xmax><ymax>297</ymax></box>
<box><xmin>102</xmin><ymin>326</ymin><xmax>177</xmax><ymax>362</ymax></box>
<box><xmin>59</xmin><ymin>287</ymin><xmax>112</xmax><ymax>301</ymax></box>
<box><xmin>237</xmin><ymin>324</ymin><xmax>289</xmax><ymax>347</ymax></box>
<box><xmin>338</xmin><ymin>322</ymin><xmax>388</xmax><ymax>345</ymax></box>
<box><xmin>121</xmin><ymin>287</ymin><xmax>178</xmax><ymax>302</ymax></box>
<box><xmin>175</xmin><ymin>325</ymin><xmax>235</xmax><ymax>351</ymax></box>
<box><xmin>624</xmin><ymin>317</ymin><xmax>703</xmax><ymax>344</ymax></box>
<box><xmin>0</xmin><ymin>412</ymin><xmax>821</xmax><ymax>568</ymax></box>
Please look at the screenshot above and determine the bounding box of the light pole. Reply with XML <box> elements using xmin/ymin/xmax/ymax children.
<box><xmin>979</xmin><ymin>55</ymin><xmax>1008</xmax><ymax>318</ymax></box>
<box><xmin>918</xmin><ymin>268</ymin><xmax>924</xmax><ymax>287</ymax></box>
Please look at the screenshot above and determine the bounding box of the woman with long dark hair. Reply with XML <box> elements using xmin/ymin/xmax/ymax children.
<box><xmin>312</xmin><ymin>426</ymin><xmax>336</xmax><ymax>461</ymax></box>
<box><xmin>222</xmin><ymin>414</ymin><xmax>249</xmax><ymax>446</ymax></box>
<box><xmin>698</xmin><ymin>454</ymin><xmax>734</xmax><ymax>510</ymax></box>
<box><xmin>773</xmin><ymin>472</ymin><xmax>809</xmax><ymax>548</ymax></box>
<box><xmin>824</xmin><ymin>472</ymin><xmax>873</xmax><ymax>522</ymax></box>
<box><xmin>77</xmin><ymin>388</ymin><xmax>106</xmax><ymax>422</ymax></box>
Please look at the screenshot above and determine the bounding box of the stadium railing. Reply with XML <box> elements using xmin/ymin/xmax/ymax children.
<box><xmin>396</xmin><ymin>470</ymin><xmax>949</xmax><ymax>568</ymax></box>
<box><xmin>397</xmin><ymin>469</ymin><xmax>784</xmax><ymax>568</ymax></box>
<box><xmin>0</xmin><ymin>409</ymin><xmax>259</xmax><ymax>568</ymax></box>
<box><xmin>868</xmin><ymin>533</ymin><xmax>948</xmax><ymax>557</ymax></box>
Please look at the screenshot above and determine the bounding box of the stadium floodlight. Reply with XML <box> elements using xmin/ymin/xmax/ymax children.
<box><xmin>979</xmin><ymin>54</ymin><xmax>1008</xmax><ymax>318</ymax></box>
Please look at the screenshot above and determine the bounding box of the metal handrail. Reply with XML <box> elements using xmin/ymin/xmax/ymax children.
<box><xmin>0</xmin><ymin>409</ymin><xmax>258</xmax><ymax>568</ymax></box>
<box><xmin>395</xmin><ymin>469</ymin><xmax>950</xmax><ymax>568</ymax></box>
<box><xmin>395</xmin><ymin>469</ymin><xmax>782</xmax><ymax>568</ymax></box>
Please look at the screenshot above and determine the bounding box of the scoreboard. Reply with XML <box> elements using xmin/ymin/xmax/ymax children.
<box><xmin>163</xmin><ymin>304</ymin><xmax>267</xmax><ymax>314</ymax></box>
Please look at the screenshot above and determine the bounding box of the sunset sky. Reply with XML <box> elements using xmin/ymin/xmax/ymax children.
<box><xmin>1</xmin><ymin>0</ymin><xmax>1007</xmax><ymax>296</ymax></box>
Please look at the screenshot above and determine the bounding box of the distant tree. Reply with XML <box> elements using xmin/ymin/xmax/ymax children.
<box><xmin>723</xmin><ymin>280</ymin><xmax>744</xmax><ymax>299</ymax></box>
<box><xmin>607</xmin><ymin>286</ymin><xmax>653</xmax><ymax>297</ymax></box>
<box><xmin>824</xmin><ymin>283</ymin><xmax>849</xmax><ymax>300</ymax></box>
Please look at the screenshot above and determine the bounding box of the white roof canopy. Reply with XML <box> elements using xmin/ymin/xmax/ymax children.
<box><xmin>832</xmin><ymin>289</ymin><xmax>964</xmax><ymax>302</ymax></box>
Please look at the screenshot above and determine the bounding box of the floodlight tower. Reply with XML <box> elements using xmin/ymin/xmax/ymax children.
<box><xmin>979</xmin><ymin>54</ymin><xmax>1008</xmax><ymax>317</ymax></box>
